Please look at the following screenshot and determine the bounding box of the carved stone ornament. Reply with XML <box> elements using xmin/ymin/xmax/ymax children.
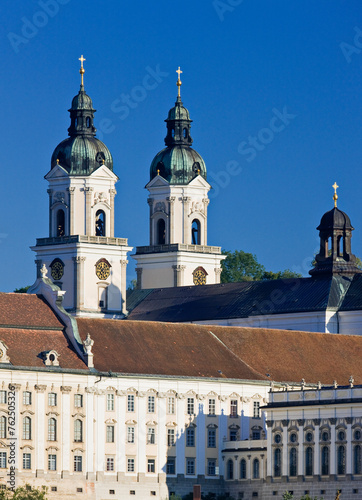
<box><xmin>60</xmin><ymin>386</ymin><xmax>72</xmax><ymax>393</ymax></box>
<box><xmin>345</xmin><ymin>417</ymin><xmax>354</xmax><ymax>425</ymax></box>
<box><xmin>93</xmin><ymin>191</ymin><xmax>108</xmax><ymax>206</ymax></box>
<box><xmin>85</xmin><ymin>387</ymin><xmax>96</xmax><ymax>394</ymax></box>
<box><xmin>329</xmin><ymin>418</ymin><xmax>337</xmax><ymax>425</ymax></box>
<box><xmin>154</xmin><ymin>201</ymin><xmax>166</xmax><ymax>213</ymax></box>
<box><xmin>54</xmin><ymin>191</ymin><xmax>65</xmax><ymax>204</ymax></box>
<box><xmin>83</xmin><ymin>334</ymin><xmax>94</xmax><ymax>355</ymax></box>
<box><xmin>34</xmin><ymin>385</ymin><xmax>47</xmax><ymax>393</ymax></box>
<box><xmin>313</xmin><ymin>418</ymin><xmax>321</xmax><ymax>426</ymax></box>
<box><xmin>190</xmin><ymin>201</ymin><xmax>205</xmax><ymax>215</ymax></box>
<box><xmin>265</xmin><ymin>420</ymin><xmax>274</xmax><ymax>428</ymax></box>
<box><xmin>281</xmin><ymin>419</ymin><xmax>289</xmax><ymax>427</ymax></box>
<box><xmin>43</xmin><ymin>350</ymin><xmax>60</xmax><ymax>367</ymax></box>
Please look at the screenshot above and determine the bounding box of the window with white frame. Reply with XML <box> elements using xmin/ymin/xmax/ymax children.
<box><xmin>23</xmin><ymin>391</ymin><xmax>32</xmax><ymax>405</ymax></box>
<box><xmin>106</xmin><ymin>425</ymin><xmax>115</xmax><ymax>443</ymax></box>
<box><xmin>127</xmin><ymin>394</ymin><xmax>135</xmax><ymax>412</ymax></box>
<box><xmin>48</xmin><ymin>418</ymin><xmax>57</xmax><ymax>441</ymax></box>
<box><xmin>186</xmin><ymin>458</ymin><xmax>195</xmax><ymax>475</ymax></box>
<box><xmin>167</xmin><ymin>396</ymin><xmax>175</xmax><ymax>414</ymax></box>
<box><xmin>0</xmin><ymin>453</ymin><xmax>6</xmax><ymax>468</ymax></box>
<box><xmin>253</xmin><ymin>401</ymin><xmax>260</xmax><ymax>418</ymax></box>
<box><xmin>74</xmin><ymin>394</ymin><xmax>83</xmax><ymax>408</ymax></box>
<box><xmin>208</xmin><ymin>398</ymin><xmax>216</xmax><ymax>416</ymax></box>
<box><xmin>230</xmin><ymin>399</ymin><xmax>238</xmax><ymax>417</ymax></box>
<box><xmin>147</xmin><ymin>458</ymin><xmax>155</xmax><ymax>473</ymax></box>
<box><xmin>48</xmin><ymin>454</ymin><xmax>56</xmax><ymax>471</ymax></box>
<box><xmin>74</xmin><ymin>419</ymin><xmax>83</xmax><ymax>442</ymax></box>
<box><xmin>186</xmin><ymin>427</ymin><xmax>195</xmax><ymax>447</ymax></box>
<box><xmin>23</xmin><ymin>417</ymin><xmax>31</xmax><ymax>440</ymax></box>
<box><xmin>0</xmin><ymin>416</ymin><xmax>6</xmax><ymax>439</ymax></box>
<box><xmin>148</xmin><ymin>396</ymin><xmax>155</xmax><ymax>413</ymax></box>
<box><xmin>207</xmin><ymin>459</ymin><xmax>216</xmax><ymax>476</ymax></box>
<box><xmin>187</xmin><ymin>398</ymin><xmax>194</xmax><ymax>415</ymax></box>
<box><xmin>23</xmin><ymin>453</ymin><xmax>31</xmax><ymax>470</ymax></box>
<box><xmin>208</xmin><ymin>428</ymin><xmax>216</xmax><ymax>448</ymax></box>
<box><xmin>74</xmin><ymin>455</ymin><xmax>82</xmax><ymax>472</ymax></box>
<box><xmin>147</xmin><ymin>427</ymin><xmax>156</xmax><ymax>444</ymax></box>
<box><xmin>0</xmin><ymin>391</ymin><xmax>6</xmax><ymax>404</ymax></box>
<box><xmin>167</xmin><ymin>428</ymin><xmax>175</xmax><ymax>446</ymax></box>
<box><xmin>127</xmin><ymin>458</ymin><xmax>135</xmax><ymax>472</ymax></box>
<box><xmin>107</xmin><ymin>394</ymin><xmax>114</xmax><ymax>411</ymax></box>
<box><xmin>106</xmin><ymin>457</ymin><xmax>114</xmax><ymax>472</ymax></box>
<box><xmin>48</xmin><ymin>393</ymin><xmax>57</xmax><ymax>406</ymax></box>
<box><xmin>127</xmin><ymin>426</ymin><xmax>135</xmax><ymax>443</ymax></box>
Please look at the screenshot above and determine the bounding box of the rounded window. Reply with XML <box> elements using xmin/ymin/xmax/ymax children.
<box><xmin>290</xmin><ymin>432</ymin><xmax>297</xmax><ymax>443</ymax></box>
<box><xmin>306</xmin><ymin>431</ymin><xmax>313</xmax><ymax>442</ymax></box>
<box><xmin>274</xmin><ymin>434</ymin><xmax>281</xmax><ymax>444</ymax></box>
<box><xmin>354</xmin><ymin>429</ymin><xmax>361</xmax><ymax>441</ymax></box>
<box><xmin>183</xmin><ymin>128</ymin><xmax>188</xmax><ymax>138</ymax></box>
<box><xmin>86</xmin><ymin>117</ymin><xmax>91</xmax><ymax>128</ymax></box>
<box><xmin>321</xmin><ymin>431</ymin><xmax>329</xmax><ymax>442</ymax></box>
<box><xmin>338</xmin><ymin>430</ymin><xmax>346</xmax><ymax>441</ymax></box>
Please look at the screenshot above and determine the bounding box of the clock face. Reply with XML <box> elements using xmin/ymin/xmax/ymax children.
<box><xmin>193</xmin><ymin>268</ymin><xmax>206</xmax><ymax>285</ymax></box>
<box><xmin>51</xmin><ymin>261</ymin><xmax>64</xmax><ymax>281</ymax></box>
<box><xmin>96</xmin><ymin>260</ymin><xmax>110</xmax><ymax>280</ymax></box>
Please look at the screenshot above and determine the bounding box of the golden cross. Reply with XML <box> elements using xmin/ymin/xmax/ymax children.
<box><xmin>332</xmin><ymin>182</ymin><xmax>339</xmax><ymax>208</ymax></box>
<box><xmin>176</xmin><ymin>66</ymin><xmax>182</xmax><ymax>97</ymax></box>
<box><xmin>79</xmin><ymin>55</ymin><xmax>86</xmax><ymax>86</ymax></box>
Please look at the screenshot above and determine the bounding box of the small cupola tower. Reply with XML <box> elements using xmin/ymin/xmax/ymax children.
<box><xmin>31</xmin><ymin>56</ymin><xmax>132</xmax><ymax>318</ymax></box>
<box><xmin>310</xmin><ymin>183</ymin><xmax>362</xmax><ymax>277</ymax></box>
<box><xmin>132</xmin><ymin>68</ymin><xmax>225</xmax><ymax>289</ymax></box>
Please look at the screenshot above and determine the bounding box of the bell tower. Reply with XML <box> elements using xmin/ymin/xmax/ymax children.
<box><xmin>132</xmin><ymin>68</ymin><xmax>225</xmax><ymax>289</ymax></box>
<box><xmin>31</xmin><ymin>56</ymin><xmax>132</xmax><ymax>318</ymax></box>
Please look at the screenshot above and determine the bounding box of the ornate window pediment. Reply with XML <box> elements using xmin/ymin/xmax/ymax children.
<box><xmin>207</xmin><ymin>423</ymin><xmax>218</xmax><ymax>429</ymax></box>
<box><xmin>72</xmin><ymin>412</ymin><xmax>86</xmax><ymax>419</ymax></box>
<box><xmin>146</xmin><ymin>420</ymin><xmax>158</xmax><ymax>427</ymax></box>
<box><xmin>125</xmin><ymin>419</ymin><xmax>137</xmax><ymax>425</ymax></box>
<box><xmin>43</xmin><ymin>350</ymin><xmax>60</xmax><ymax>367</ymax></box>
<box><xmin>105</xmin><ymin>418</ymin><xmax>117</xmax><ymax>424</ymax></box>
<box><xmin>251</xmin><ymin>393</ymin><xmax>263</xmax><ymax>400</ymax></box>
<box><xmin>165</xmin><ymin>422</ymin><xmax>177</xmax><ymax>428</ymax></box>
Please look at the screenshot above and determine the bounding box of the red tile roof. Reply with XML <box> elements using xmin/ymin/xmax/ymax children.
<box><xmin>0</xmin><ymin>293</ymin><xmax>63</xmax><ymax>329</ymax></box>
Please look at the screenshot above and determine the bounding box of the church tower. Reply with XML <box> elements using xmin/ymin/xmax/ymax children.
<box><xmin>132</xmin><ymin>68</ymin><xmax>225</xmax><ymax>289</ymax></box>
<box><xmin>31</xmin><ymin>56</ymin><xmax>132</xmax><ymax>318</ymax></box>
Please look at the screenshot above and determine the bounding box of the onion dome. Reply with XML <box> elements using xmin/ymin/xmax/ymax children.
<box><xmin>149</xmin><ymin>67</ymin><xmax>206</xmax><ymax>184</ymax></box>
<box><xmin>51</xmin><ymin>56</ymin><xmax>113</xmax><ymax>175</ymax></box>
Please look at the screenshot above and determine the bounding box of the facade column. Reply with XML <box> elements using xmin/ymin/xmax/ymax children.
<box><xmin>173</xmin><ymin>265</ymin><xmax>186</xmax><ymax>287</ymax></box>
<box><xmin>329</xmin><ymin>418</ymin><xmax>336</xmax><ymax>476</ymax></box>
<box><xmin>137</xmin><ymin>394</ymin><xmax>146</xmax><ymax>476</ymax></box>
<box><xmin>176</xmin><ymin>395</ymin><xmax>186</xmax><ymax>476</ymax></box>
<box><xmin>346</xmin><ymin>417</ymin><xmax>353</xmax><ymax>475</ymax></box>
<box><xmin>196</xmin><ymin>398</ymin><xmax>205</xmax><ymax>476</ymax></box>
<box><xmin>313</xmin><ymin>418</ymin><xmax>320</xmax><ymax>476</ymax></box>
<box><xmin>260</xmin><ymin>454</ymin><xmax>265</xmax><ymax>479</ymax></box>
<box><xmin>60</xmin><ymin>386</ymin><xmax>71</xmax><ymax>476</ymax></box>
<box><xmin>120</xmin><ymin>260</ymin><xmax>128</xmax><ymax>314</ymax></box>
<box><xmin>247</xmin><ymin>454</ymin><xmax>251</xmax><ymax>480</ymax></box>
<box><xmin>136</xmin><ymin>268</ymin><xmax>143</xmax><ymax>290</ymax></box>
<box><xmin>85</xmin><ymin>388</ymin><xmax>95</xmax><ymax>479</ymax></box>
<box><xmin>167</xmin><ymin>197</ymin><xmax>176</xmax><ymax>244</ymax></box>
<box><xmin>218</xmin><ymin>396</ymin><xmax>228</xmax><ymax>478</ymax></box>
<box><xmin>147</xmin><ymin>198</ymin><xmax>154</xmax><ymax>245</ymax></box>
<box><xmin>266</xmin><ymin>420</ymin><xmax>273</xmax><ymax>477</ymax></box>
<box><xmin>157</xmin><ymin>395</ymin><xmax>167</xmax><ymax>480</ymax></box>
<box><xmin>47</xmin><ymin>189</ymin><xmax>53</xmax><ymax>237</ymax></box>
<box><xmin>182</xmin><ymin>196</ymin><xmax>191</xmax><ymax>244</ymax></box>
<box><xmin>109</xmin><ymin>189</ymin><xmax>116</xmax><ymax>237</ymax></box>
<box><xmin>35</xmin><ymin>384</ymin><xmax>47</xmax><ymax>474</ymax></box>
<box><xmin>11</xmin><ymin>384</ymin><xmax>21</xmax><ymax>474</ymax></box>
<box><xmin>35</xmin><ymin>260</ymin><xmax>42</xmax><ymax>279</ymax></box>
<box><xmin>85</xmin><ymin>187</ymin><xmax>94</xmax><ymax>236</ymax></box>
<box><xmin>281</xmin><ymin>419</ymin><xmax>289</xmax><ymax>478</ymax></box>
<box><xmin>116</xmin><ymin>391</ymin><xmax>126</xmax><ymax>478</ymax></box>
<box><xmin>202</xmin><ymin>198</ymin><xmax>209</xmax><ymax>245</ymax></box>
<box><xmin>67</xmin><ymin>187</ymin><xmax>75</xmax><ymax>235</ymax></box>
<box><xmin>95</xmin><ymin>391</ymin><xmax>105</xmax><ymax>476</ymax></box>
<box><xmin>214</xmin><ymin>268</ymin><xmax>222</xmax><ymax>285</ymax></box>
<box><xmin>298</xmin><ymin>419</ymin><xmax>304</xmax><ymax>477</ymax></box>
<box><xmin>73</xmin><ymin>256</ymin><xmax>86</xmax><ymax>310</ymax></box>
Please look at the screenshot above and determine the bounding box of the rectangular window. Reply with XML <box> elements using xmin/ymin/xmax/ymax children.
<box><xmin>208</xmin><ymin>459</ymin><xmax>216</xmax><ymax>476</ymax></box>
<box><xmin>48</xmin><ymin>419</ymin><xmax>57</xmax><ymax>441</ymax></box>
<box><xmin>208</xmin><ymin>429</ymin><xmax>216</xmax><ymax>448</ymax></box>
<box><xmin>74</xmin><ymin>456</ymin><xmax>82</xmax><ymax>472</ymax></box>
<box><xmin>74</xmin><ymin>394</ymin><xmax>83</xmax><ymax>408</ymax></box>
<box><xmin>48</xmin><ymin>393</ymin><xmax>57</xmax><ymax>407</ymax></box>
<box><xmin>253</xmin><ymin>401</ymin><xmax>260</xmax><ymax>418</ymax></box>
<box><xmin>167</xmin><ymin>428</ymin><xmax>175</xmax><ymax>446</ymax></box>
<box><xmin>106</xmin><ymin>425</ymin><xmax>115</xmax><ymax>443</ymax></box>
<box><xmin>23</xmin><ymin>417</ymin><xmax>31</xmax><ymax>440</ymax></box>
<box><xmin>0</xmin><ymin>453</ymin><xmax>6</xmax><ymax>468</ymax></box>
<box><xmin>147</xmin><ymin>427</ymin><xmax>156</xmax><ymax>444</ymax></box>
<box><xmin>208</xmin><ymin>398</ymin><xmax>216</xmax><ymax>416</ymax></box>
<box><xmin>230</xmin><ymin>429</ymin><xmax>238</xmax><ymax>441</ymax></box>
<box><xmin>186</xmin><ymin>458</ymin><xmax>195</xmax><ymax>475</ymax></box>
<box><xmin>187</xmin><ymin>398</ymin><xmax>194</xmax><ymax>415</ymax></box>
<box><xmin>148</xmin><ymin>396</ymin><xmax>155</xmax><ymax>413</ymax></box>
<box><xmin>0</xmin><ymin>392</ymin><xmax>7</xmax><ymax>404</ymax></box>
<box><xmin>107</xmin><ymin>394</ymin><xmax>114</xmax><ymax>411</ymax></box>
<box><xmin>147</xmin><ymin>459</ymin><xmax>155</xmax><ymax>473</ymax></box>
<box><xmin>23</xmin><ymin>391</ymin><xmax>32</xmax><ymax>405</ymax></box>
<box><xmin>0</xmin><ymin>417</ymin><xmax>6</xmax><ymax>439</ymax></box>
<box><xmin>166</xmin><ymin>457</ymin><xmax>176</xmax><ymax>475</ymax></box>
<box><xmin>230</xmin><ymin>399</ymin><xmax>238</xmax><ymax>417</ymax></box>
<box><xmin>48</xmin><ymin>454</ymin><xmax>57</xmax><ymax>471</ymax></box>
<box><xmin>127</xmin><ymin>426</ymin><xmax>135</xmax><ymax>443</ymax></box>
<box><xmin>252</xmin><ymin>429</ymin><xmax>261</xmax><ymax>440</ymax></box>
<box><xmin>127</xmin><ymin>458</ymin><xmax>135</xmax><ymax>472</ymax></box>
<box><xmin>106</xmin><ymin>457</ymin><xmax>114</xmax><ymax>472</ymax></box>
<box><xmin>23</xmin><ymin>453</ymin><xmax>31</xmax><ymax>470</ymax></box>
<box><xmin>186</xmin><ymin>427</ymin><xmax>195</xmax><ymax>447</ymax></box>
<box><xmin>167</xmin><ymin>396</ymin><xmax>175</xmax><ymax>414</ymax></box>
<box><xmin>127</xmin><ymin>394</ymin><xmax>135</xmax><ymax>412</ymax></box>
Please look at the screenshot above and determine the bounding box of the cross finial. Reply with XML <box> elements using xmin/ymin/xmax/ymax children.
<box><xmin>332</xmin><ymin>182</ymin><xmax>339</xmax><ymax>208</ymax></box>
<box><xmin>176</xmin><ymin>66</ymin><xmax>182</xmax><ymax>98</ymax></box>
<box><xmin>79</xmin><ymin>55</ymin><xmax>86</xmax><ymax>86</ymax></box>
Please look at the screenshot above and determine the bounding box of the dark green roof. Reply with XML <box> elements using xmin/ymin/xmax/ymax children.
<box><xmin>150</xmin><ymin>145</ymin><xmax>206</xmax><ymax>184</ymax></box>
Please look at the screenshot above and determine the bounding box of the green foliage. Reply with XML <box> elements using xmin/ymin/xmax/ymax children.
<box><xmin>13</xmin><ymin>286</ymin><xmax>30</xmax><ymax>294</ymax></box>
<box><xmin>221</xmin><ymin>250</ymin><xmax>302</xmax><ymax>283</ymax></box>
<box><xmin>0</xmin><ymin>485</ymin><xmax>48</xmax><ymax>499</ymax></box>
<box><xmin>127</xmin><ymin>279</ymin><xmax>137</xmax><ymax>291</ymax></box>
<box><xmin>282</xmin><ymin>492</ymin><xmax>323</xmax><ymax>500</ymax></box>
<box><xmin>169</xmin><ymin>495</ymin><xmax>182</xmax><ymax>500</ymax></box>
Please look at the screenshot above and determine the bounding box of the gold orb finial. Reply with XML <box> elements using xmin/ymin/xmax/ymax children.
<box><xmin>56</xmin><ymin>158</ymin><xmax>59</xmax><ymax>165</ymax></box>
<box><xmin>157</xmin><ymin>168</ymin><xmax>160</xmax><ymax>176</ymax></box>
<box><xmin>79</xmin><ymin>55</ymin><xmax>86</xmax><ymax>86</ymax></box>
<box><xmin>332</xmin><ymin>182</ymin><xmax>339</xmax><ymax>208</ymax></box>
<box><xmin>176</xmin><ymin>66</ymin><xmax>182</xmax><ymax>98</ymax></box>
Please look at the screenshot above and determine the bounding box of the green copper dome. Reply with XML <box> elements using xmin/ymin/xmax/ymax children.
<box><xmin>51</xmin><ymin>84</ymin><xmax>113</xmax><ymax>175</ymax></box>
<box><xmin>150</xmin><ymin>94</ymin><xmax>206</xmax><ymax>184</ymax></box>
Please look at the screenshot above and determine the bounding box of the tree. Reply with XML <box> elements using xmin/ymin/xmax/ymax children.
<box><xmin>0</xmin><ymin>485</ymin><xmax>48</xmax><ymax>499</ymax></box>
<box><xmin>13</xmin><ymin>286</ymin><xmax>30</xmax><ymax>294</ymax></box>
<box><xmin>221</xmin><ymin>250</ymin><xmax>302</xmax><ymax>283</ymax></box>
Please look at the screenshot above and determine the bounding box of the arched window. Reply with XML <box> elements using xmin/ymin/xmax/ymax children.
<box><xmin>305</xmin><ymin>446</ymin><xmax>313</xmax><ymax>476</ymax></box>
<box><xmin>354</xmin><ymin>444</ymin><xmax>362</xmax><ymax>474</ymax></box>
<box><xmin>253</xmin><ymin>458</ymin><xmax>260</xmax><ymax>479</ymax></box>
<box><xmin>57</xmin><ymin>209</ymin><xmax>65</xmax><ymax>237</ymax></box>
<box><xmin>226</xmin><ymin>459</ymin><xmax>234</xmax><ymax>480</ymax></box>
<box><xmin>74</xmin><ymin>419</ymin><xmax>82</xmax><ymax>442</ymax></box>
<box><xmin>86</xmin><ymin>117</ymin><xmax>91</xmax><ymax>128</ymax></box>
<box><xmin>95</xmin><ymin>210</ymin><xmax>105</xmax><ymax>236</ymax></box>
<box><xmin>289</xmin><ymin>447</ymin><xmax>297</xmax><ymax>477</ymax></box>
<box><xmin>337</xmin><ymin>445</ymin><xmax>346</xmax><ymax>475</ymax></box>
<box><xmin>240</xmin><ymin>459</ymin><xmax>246</xmax><ymax>479</ymax></box>
<box><xmin>157</xmin><ymin>219</ymin><xmax>166</xmax><ymax>245</ymax></box>
<box><xmin>23</xmin><ymin>416</ymin><xmax>31</xmax><ymax>440</ymax></box>
<box><xmin>191</xmin><ymin>219</ymin><xmax>201</xmax><ymax>245</ymax></box>
<box><xmin>183</xmin><ymin>128</ymin><xmax>188</xmax><ymax>138</ymax></box>
<box><xmin>48</xmin><ymin>418</ymin><xmax>57</xmax><ymax>441</ymax></box>
<box><xmin>0</xmin><ymin>416</ymin><xmax>6</xmax><ymax>439</ymax></box>
<box><xmin>74</xmin><ymin>118</ymin><xmax>78</xmax><ymax>128</ymax></box>
<box><xmin>321</xmin><ymin>446</ymin><xmax>329</xmax><ymax>475</ymax></box>
<box><xmin>171</xmin><ymin>128</ymin><xmax>175</xmax><ymax>138</ymax></box>
<box><xmin>274</xmin><ymin>448</ymin><xmax>281</xmax><ymax>477</ymax></box>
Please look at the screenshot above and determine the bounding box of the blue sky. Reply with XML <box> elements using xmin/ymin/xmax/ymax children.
<box><xmin>1</xmin><ymin>0</ymin><xmax>362</xmax><ymax>291</ymax></box>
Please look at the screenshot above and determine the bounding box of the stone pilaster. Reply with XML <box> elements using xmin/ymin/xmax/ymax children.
<box><xmin>67</xmin><ymin>187</ymin><xmax>75</xmax><ymax>235</ymax></box>
<box><xmin>173</xmin><ymin>265</ymin><xmax>186</xmax><ymax>287</ymax></box>
<box><xmin>167</xmin><ymin>196</ymin><xmax>176</xmax><ymax>244</ymax></box>
<box><xmin>136</xmin><ymin>268</ymin><xmax>143</xmax><ymax>290</ymax></box>
<box><xmin>120</xmin><ymin>260</ymin><xmax>128</xmax><ymax>314</ymax></box>
<box><xmin>214</xmin><ymin>267</ymin><xmax>222</xmax><ymax>284</ymax></box>
<box><xmin>47</xmin><ymin>189</ymin><xmax>53</xmax><ymax>236</ymax></box>
<box><xmin>109</xmin><ymin>188</ymin><xmax>116</xmax><ymax>237</ymax></box>
<box><xmin>202</xmin><ymin>198</ymin><xmax>209</xmax><ymax>245</ymax></box>
<box><xmin>35</xmin><ymin>260</ymin><xmax>42</xmax><ymax>279</ymax></box>
<box><xmin>147</xmin><ymin>198</ymin><xmax>154</xmax><ymax>245</ymax></box>
<box><xmin>182</xmin><ymin>196</ymin><xmax>191</xmax><ymax>244</ymax></box>
<box><xmin>84</xmin><ymin>187</ymin><xmax>94</xmax><ymax>236</ymax></box>
<box><xmin>73</xmin><ymin>256</ymin><xmax>86</xmax><ymax>310</ymax></box>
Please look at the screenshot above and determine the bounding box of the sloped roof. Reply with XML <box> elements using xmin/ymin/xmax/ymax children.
<box><xmin>0</xmin><ymin>293</ymin><xmax>63</xmax><ymax>329</ymax></box>
<box><xmin>127</xmin><ymin>275</ymin><xmax>358</xmax><ymax>323</ymax></box>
